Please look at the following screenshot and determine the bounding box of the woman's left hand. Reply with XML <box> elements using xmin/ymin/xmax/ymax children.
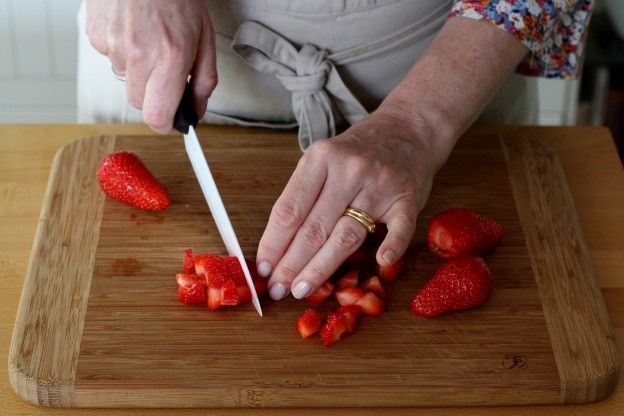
<box><xmin>255</xmin><ymin>109</ymin><xmax>448</xmax><ymax>301</ymax></box>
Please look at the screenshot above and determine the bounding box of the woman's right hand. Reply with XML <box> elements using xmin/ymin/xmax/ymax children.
<box><xmin>86</xmin><ymin>0</ymin><xmax>217</xmax><ymax>133</ymax></box>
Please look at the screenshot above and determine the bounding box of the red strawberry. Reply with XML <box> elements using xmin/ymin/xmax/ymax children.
<box><xmin>320</xmin><ymin>312</ymin><xmax>349</xmax><ymax>347</ymax></box>
<box><xmin>334</xmin><ymin>287</ymin><xmax>366</xmax><ymax>306</ymax></box>
<box><xmin>360</xmin><ymin>275</ymin><xmax>386</xmax><ymax>299</ymax></box>
<box><xmin>355</xmin><ymin>292</ymin><xmax>385</xmax><ymax>316</ymax></box>
<box><xmin>427</xmin><ymin>208</ymin><xmax>503</xmax><ymax>258</ymax></box>
<box><xmin>97</xmin><ymin>151</ymin><xmax>170</xmax><ymax>211</ymax></box>
<box><xmin>175</xmin><ymin>273</ymin><xmax>207</xmax><ymax>305</ymax></box>
<box><xmin>183</xmin><ymin>248</ymin><xmax>195</xmax><ymax>274</ymax></box>
<box><xmin>296</xmin><ymin>309</ymin><xmax>322</xmax><ymax>339</ymax></box>
<box><xmin>304</xmin><ymin>281</ymin><xmax>335</xmax><ymax>304</ymax></box>
<box><xmin>207</xmin><ymin>287</ymin><xmax>223</xmax><ymax>310</ymax></box>
<box><xmin>220</xmin><ymin>279</ymin><xmax>240</xmax><ymax>306</ymax></box>
<box><xmin>193</xmin><ymin>254</ymin><xmax>216</xmax><ymax>277</ymax></box>
<box><xmin>378</xmin><ymin>256</ymin><xmax>404</xmax><ymax>283</ymax></box>
<box><xmin>337</xmin><ymin>305</ymin><xmax>362</xmax><ymax>334</ymax></box>
<box><xmin>336</xmin><ymin>270</ymin><xmax>359</xmax><ymax>289</ymax></box>
<box><xmin>411</xmin><ymin>255</ymin><xmax>493</xmax><ymax>317</ymax></box>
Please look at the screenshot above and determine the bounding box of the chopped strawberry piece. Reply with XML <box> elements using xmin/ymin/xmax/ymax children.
<box><xmin>220</xmin><ymin>279</ymin><xmax>240</xmax><ymax>305</ymax></box>
<box><xmin>378</xmin><ymin>256</ymin><xmax>404</xmax><ymax>283</ymax></box>
<box><xmin>360</xmin><ymin>275</ymin><xmax>386</xmax><ymax>299</ymax></box>
<box><xmin>296</xmin><ymin>309</ymin><xmax>322</xmax><ymax>339</ymax></box>
<box><xmin>355</xmin><ymin>292</ymin><xmax>385</xmax><ymax>316</ymax></box>
<box><xmin>183</xmin><ymin>248</ymin><xmax>195</xmax><ymax>274</ymax></box>
<box><xmin>336</xmin><ymin>270</ymin><xmax>359</xmax><ymax>289</ymax></box>
<box><xmin>320</xmin><ymin>312</ymin><xmax>349</xmax><ymax>347</ymax></box>
<box><xmin>411</xmin><ymin>255</ymin><xmax>493</xmax><ymax>317</ymax></box>
<box><xmin>237</xmin><ymin>284</ymin><xmax>252</xmax><ymax>304</ymax></box>
<box><xmin>194</xmin><ymin>254</ymin><xmax>216</xmax><ymax>278</ymax></box>
<box><xmin>207</xmin><ymin>287</ymin><xmax>223</xmax><ymax>310</ymax></box>
<box><xmin>337</xmin><ymin>305</ymin><xmax>362</xmax><ymax>334</ymax></box>
<box><xmin>334</xmin><ymin>287</ymin><xmax>366</xmax><ymax>306</ymax></box>
<box><xmin>175</xmin><ymin>273</ymin><xmax>207</xmax><ymax>305</ymax></box>
<box><xmin>427</xmin><ymin>208</ymin><xmax>504</xmax><ymax>258</ymax></box>
<box><xmin>304</xmin><ymin>281</ymin><xmax>335</xmax><ymax>304</ymax></box>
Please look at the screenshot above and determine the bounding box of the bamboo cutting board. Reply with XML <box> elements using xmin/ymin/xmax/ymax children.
<box><xmin>8</xmin><ymin>131</ymin><xmax>619</xmax><ymax>408</ymax></box>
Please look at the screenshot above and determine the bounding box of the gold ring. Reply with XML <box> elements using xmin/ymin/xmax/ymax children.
<box><xmin>344</xmin><ymin>207</ymin><xmax>376</xmax><ymax>233</ymax></box>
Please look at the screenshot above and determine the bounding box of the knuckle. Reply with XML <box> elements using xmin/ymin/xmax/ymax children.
<box><xmin>142</xmin><ymin>108</ymin><xmax>171</xmax><ymax>132</ymax></box>
<box><xmin>272</xmin><ymin>199</ymin><xmax>303</xmax><ymax>229</ymax></box>
<box><xmin>333</xmin><ymin>224</ymin><xmax>364</xmax><ymax>250</ymax></box>
<box><xmin>125</xmin><ymin>36</ymin><xmax>145</xmax><ymax>64</ymax></box>
<box><xmin>303</xmin><ymin>265</ymin><xmax>327</xmax><ymax>285</ymax></box>
<box><xmin>275</xmin><ymin>263</ymin><xmax>299</xmax><ymax>282</ymax></box>
<box><xmin>299</xmin><ymin>220</ymin><xmax>329</xmax><ymax>249</ymax></box>
<box><xmin>395</xmin><ymin>211</ymin><xmax>417</xmax><ymax>231</ymax></box>
<box><xmin>346</xmin><ymin>155</ymin><xmax>369</xmax><ymax>177</ymax></box>
<box><xmin>307</xmin><ymin>139</ymin><xmax>332</xmax><ymax>157</ymax></box>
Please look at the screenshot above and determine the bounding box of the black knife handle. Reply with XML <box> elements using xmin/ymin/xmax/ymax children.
<box><xmin>173</xmin><ymin>82</ymin><xmax>199</xmax><ymax>134</ymax></box>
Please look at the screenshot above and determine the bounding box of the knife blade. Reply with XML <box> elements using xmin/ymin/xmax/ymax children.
<box><xmin>174</xmin><ymin>83</ymin><xmax>262</xmax><ymax>317</ymax></box>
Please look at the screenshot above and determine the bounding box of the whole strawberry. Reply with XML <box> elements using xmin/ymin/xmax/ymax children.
<box><xmin>97</xmin><ymin>151</ymin><xmax>170</xmax><ymax>211</ymax></box>
<box><xmin>411</xmin><ymin>256</ymin><xmax>493</xmax><ymax>317</ymax></box>
<box><xmin>428</xmin><ymin>208</ymin><xmax>503</xmax><ymax>258</ymax></box>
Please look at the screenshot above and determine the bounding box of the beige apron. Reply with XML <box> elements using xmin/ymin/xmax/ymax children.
<box><xmin>77</xmin><ymin>0</ymin><xmax>537</xmax><ymax>148</ymax></box>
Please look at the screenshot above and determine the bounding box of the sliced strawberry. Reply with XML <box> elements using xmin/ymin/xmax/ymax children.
<box><xmin>378</xmin><ymin>256</ymin><xmax>404</xmax><ymax>283</ymax></box>
<box><xmin>304</xmin><ymin>281</ymin><xmax>335</xmax><ymax>304</ymax></box>
<box><xmin>183</xmin><ymin>248</ymin><xmax>195</xmax><ymax>274</ymax></box>
<box><xmin>220</xmin><ymin>279</ymin><xmax>240</xmax><ymax>305</ymax></box>
<box><xmin>194</xmin><ymin>254</ymin><xmax>216</xmax><ymax>278</ymax></box>
<box><xmin>411</xmin><ymin>255</ymin><xmax>493</xmax><ymax>317</ymax></box>
<box><xmin>334</xmin><ymin>287</ymin><xmax>366</xmax><ymax>306</ymax></box>
<box><xmin>355</xmin><ymin>292</ymin><xmax>385</xmax><ymax>316</ymax></box>
<box><xmin>337</xmin><ymin>305</ymin><xmax>362</xmax><ymax>334</ymax></box>
<box><xmin>296</xmin><ymin>309</ymin><xmax>322</xmax><ymax>339</ymax></box>
<box><xmin>360</xmin><ymin>275</ymin><xmax>386</xmax><ymax>299</ymax></box>
<box><xmin>427</xmin><ymin>208</ymin><xmax>504</xmax><ymax>258</ymax></box>
<box><xmin>237</xmin><ymin>284</ymin><xmax>252</xmax><ymax>304</ymax></box>
<box><xmin>336</xmin><ymin>270</ymin><xmax>359</xmax><ymax>289</ymax></box>
<box><xmin>207</xmin><ymin>286</ymin><xmax>223</xmax><ymax>310</ymax></box>
<box><xmin>175</xmin><ymin>273</ymin><xmax>207</xmax><ymax>305</ymax></box>
<box><xmin>320</xmin><ymin>312</ymin><xmax>349</xmax><ymax>347</ymax></box>
<box><xmin>97</xmin><ymin>151</ymin><xmax>170</xmax><ymax>211</ymax></box>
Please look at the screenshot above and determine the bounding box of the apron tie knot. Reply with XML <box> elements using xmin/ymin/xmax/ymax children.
<box><xmin>232</xmin><ymin>21</ymin><xmax>368</xmax><ymax>149</ymax></box>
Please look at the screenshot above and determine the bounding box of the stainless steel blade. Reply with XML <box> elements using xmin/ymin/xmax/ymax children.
<box><xmin>183</xmin><ymin>126</ymin><xmax>262</xmax><ymax>317</ymax></box>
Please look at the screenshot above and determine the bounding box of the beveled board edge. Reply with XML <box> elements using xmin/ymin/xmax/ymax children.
<box><xmin>500</xmin><ymin>135</ymin><xmax>620</xmax><ymax>404</ymax></box>
<box><xmin>8</xmin><ymin>135</ymin><xmax>115</xmax><ymax>407</ymax></box>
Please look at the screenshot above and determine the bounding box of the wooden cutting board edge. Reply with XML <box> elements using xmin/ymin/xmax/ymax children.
<box><xmin>7</xmin><ymin>134</ymin><xmax>620</xmax><ymax>407</ymax></box>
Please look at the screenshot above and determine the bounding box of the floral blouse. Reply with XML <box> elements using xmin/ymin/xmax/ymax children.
<box><xmin>450</xmin><ymin>0</ymin><xmax>594</xmax><ymax>79</ymax></box>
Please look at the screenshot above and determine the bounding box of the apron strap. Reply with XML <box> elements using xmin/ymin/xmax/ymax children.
<box><xmin>232</xmin><ymin>21</ymin><xmax>369</xmax><ymax>149</ymax></box>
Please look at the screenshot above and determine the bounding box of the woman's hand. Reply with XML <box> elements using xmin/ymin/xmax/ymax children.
<box><xmin>85</xmin><ymin>0</ymin><xmax>217</xmax><ymax>133</ymax></box>
<box><xmin>256</xmin><ymin>109</ymin><xmax>448</xmax><ymax>301</ymax></box>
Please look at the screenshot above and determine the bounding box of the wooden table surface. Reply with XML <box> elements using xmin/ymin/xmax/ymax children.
<box><xmin>0</xmin><ymin>124</ymin><xmax>622</xmax><ymax>415</ymax></box>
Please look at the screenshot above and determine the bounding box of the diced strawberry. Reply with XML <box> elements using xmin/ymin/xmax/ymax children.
<box><xmin>334</xmin><ymin>287</ymin><xmax>366</xmax><ymax>306</ymax></box>
<box><xmin>175</xmin><ymin>273</ymin><xmax>207</xmax><ymax>305</ymax></box>
<box><xmin>345</xmin><ymin>249</ymin><xmax>366</xmax><ymax>267</ymax></box>
<box><xmin>194</xmin><ymin>254</ymin><xmax>216</xmax><ymax>278</ymax></box>
<box><xmin>183</xmin><ymin>248</ymin><xmax>195</xmax><ymax>274</ymax></box>
<box><xmin>427</xmin><ymin>208</ymin><xmax>504</xmax><ymax>258</ymax></box>
<box><xmin>337</xmin><ymin>305</ymin><xmax>362</xmax><ymax>334</ymax></box>
<box><xmin>336</xmin><ymin>270</ymin><xmax>359</xmax><ymax>289</ymax></box>
<box><xmin>304</xmin><ymin>281</ymin><xmax>335</xmax><ymax>304</ymax></box>
<box><xmin>220</xmin><ymin>279</ymin><xmax>240</xmax><ymax>305</ymax></box>
<box><xmin>360</xmin><ymin>275</ymin><xmax>386</xmax><ymax>299</ymax></box>
<box><xmin>355</xmin><ymin>292</ymin><xmax>385</xmax><ymax>316</ymax></box>
<box><xmin>378</xmin><ymin>256</ymin><xmax>404</xmax><ymax>283</ymax></box>
<box><xmin>320</xmin><ymin>312</ymin><xmax>349</xmax><ymax>347</ymax></box>
<box><xmin>207</xmin><ymin>286</ymin><xmax>223</xmax><ymax>310</ymax></box>
<box><xmin>296</xmin><ymin>309</ymin><xmax>322</xmax><ymax>339</ymax></box>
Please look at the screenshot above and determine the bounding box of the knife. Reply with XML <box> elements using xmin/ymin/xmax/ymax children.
<box><xmin>174</xmin><ymin>83</ymin><xmax>263</xmax><ymax>317</ymax></box>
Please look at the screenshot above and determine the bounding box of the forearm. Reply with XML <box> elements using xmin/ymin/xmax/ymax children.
<box><xmin>377</xmin><ymin>16</ymin><xmax>528</xmax><ymax>167</ymax></box>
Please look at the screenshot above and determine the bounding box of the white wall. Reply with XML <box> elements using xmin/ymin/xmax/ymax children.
<box><xmin>0</xmin><ymin>0</ymin><xmax>82</xmax><ymax>122</ymax></box>
<box><xmin>0</xmin><ymin>0</ymin><xmax>578</xmax><ymax>125</ymax></box>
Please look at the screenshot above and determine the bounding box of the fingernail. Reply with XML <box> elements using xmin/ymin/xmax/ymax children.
<box><xmin>269</xmin><ymin>283</ymin><xmax>288</xmax><ymax>300</ymax></box>
<box><xmin>291</xmin><ymin>281</ymin><xmax>312</xmax><ymax>299</ymax></box>
<box><xmin>257</xmin><ymin>261</ymin><xmax>272</xmax><ymax>278</ymax></box>
<box><xmin>382</xmin><ymin>249</ymin><xmax>395</xmax><ymax>265</ymax></box>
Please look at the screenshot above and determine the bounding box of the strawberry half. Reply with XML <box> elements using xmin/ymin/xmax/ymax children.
<box><xmin>427</xmin><ymin>208</ymin><xmax>503</xmax><ymax>258</ymax></box>
<box><xmin>337</xmin><ymin>305</ymin><xmax>362</xmax><ymax>334</ymax></box>
<box><xmin>304</xmin><ymin>281</ymin><xmax>335</xmax><ymax>304</ymax></box>
<box><xmin>378</xmin><ymin>256</ymin><xmax>404</xmax><ymax>283</ymax></box>
<box><xmin>334</xmin><ymin>287</ymin><xmax>366</xmax><ymax>306</ymax></box>
<box><xmin>360</xmin><ymin>275</ymin><xmax>386</xmax><ymax>299</ymax></box>
<box><xmin>355</xmin><ymin>292</ymin><xmax>385</xmax><ymax>316</ymax></box>
<box><xmin>411</xmin><ymin>255</ymin><xmax>493</xmax><ymax>317</ymax></box>
<box><xmin>175</xmin><ymin>273</ymin><xmax>207</xmax><ymax>305</ymax></box>
<box><xmin>97</xmin><ymin>151</ymin><xmax>170</xmax><ymax>211</ymax></box>
<box><xmin>320</xmin><ymin>312</ymin><xmax>349</xmax><ymax>347</ymax></box>
<box><xmin>336</xmin><ymin>270</ymin><xmax>359</xmax><ymax>289</ymax></box>
<box><xmin>296</xmin><ymin>309</ymin><xmax>322</xmax><ymax>339</ymax></box>
<box><xmin>183</xmin><ymin>248</ymin><xmax>195</xmax><ymax>274</ymax></box>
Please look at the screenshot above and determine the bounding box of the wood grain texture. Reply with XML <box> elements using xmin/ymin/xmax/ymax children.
<box><xmin>2</xmin><ymin>125</ymin><xmax>622</xmax><ymax>416</ymax></box>
<box><xmin>7</xmin><ymin>130</ymin><xmax>618</xmax><ymax>408</ymax></box>
<box><xmin>8</xmin><ymin>135</ymin><xmax>115</xmax><ymax>406</ymax></box>
<box><xmin>500</xmin><ymin>137</ymin><xmax>619</xmax><ymax>403</ymax></box>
